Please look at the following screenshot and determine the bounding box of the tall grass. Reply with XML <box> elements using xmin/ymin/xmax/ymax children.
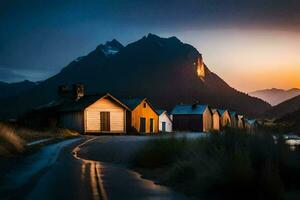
<box><xmin>0</xmin><ymin>122</ymin><xmax>78</xmax><ymax>157</ymax></box>
<box><xmin>133</xmin><ymin>129</ymin><xmax>300</xmax><ymax>199</ymax></box>
<box><xmin>0</xmin><ymin>123</ymin><xmax>25</xmax><ymax>156</ymax></box>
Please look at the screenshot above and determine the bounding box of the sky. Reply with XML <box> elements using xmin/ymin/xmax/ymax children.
<box><xmin>0</xmin><ymin>0</ymin><xmax>299</xmax><ymax>92</ymax></box>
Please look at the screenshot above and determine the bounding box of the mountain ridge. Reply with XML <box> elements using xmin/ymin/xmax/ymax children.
<box><xmin>264</xmin><ymin>95</ymin><xmax>300</xmax><ymax>119</ymax></box>
<box><xmin>250</xmin><ymin>88</ymin><xmax>300</xmax><ymax>106</ymax></box>
<box><xmin>0</xmin><ymin>33</ymin><xmax>271</xmax><ymax>119</ymax></box>
<box><xmin>0</xmin><ymin>80</ymin><xmax>36</xmax><ymax>99</ymax></box>
<box><xmin>276</xmin><ymin>108</ymin><xmax>300</xmax><ymax>133</ymax></box>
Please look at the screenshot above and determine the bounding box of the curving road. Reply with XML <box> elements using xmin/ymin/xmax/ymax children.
<box><xmin>1</xmin><ymin>136</ymin><xmax>188</xmax><ymax>200</ymax></box>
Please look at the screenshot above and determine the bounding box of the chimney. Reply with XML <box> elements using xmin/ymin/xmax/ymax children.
<box><xmin>73</xmin><ymin>84</ymin><xmax>84</xmax><ymax>100</ymax></box>
<box><xmin>58</xmin><ymin>85</ymin><xmax>72</xmax><ymax>99</ymax></box>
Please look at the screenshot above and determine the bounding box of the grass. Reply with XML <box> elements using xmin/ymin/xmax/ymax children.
<box><xmin>132</xmin><ymin>129</ymin><xmax>300</xmax><ymax>200</ymax></box>
<box><xmin>0</xmin><ymin>122</ymin><xmax>78</xmax><ymax>157</ymax></box>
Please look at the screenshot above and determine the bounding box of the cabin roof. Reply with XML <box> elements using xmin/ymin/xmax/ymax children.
<box><xmin>59</xmin><ymin>93</ymin><xmax>130</xmax><ymax>112</ymax></box>
<box><xmin>35</xmin><ymin>98</ymin><xmax>66</xmax><ymax>110</ymax></box>
<box><xmin>211</xmin><ymin>108</ymin><xmax>220</xmax><ymax>115</ymax></box>
<box><xmin>121</xmin><ymin>98</ymin><xmax>145</xmax><ymax>110</ymax></box>
<box><xmin>171</xmin><ymin>104</ymin><xmax>208</xmax><ymax>115</ymax></box>
<box><xmin>156</xmin><ymin>109</ymin><xmax>166</xmax><ymax>115</ymax></box>
<box><xmin>156</xmin><ymin>109</ymin><xmax>172</xmax><ymax>121</ymax></box>
<box><xmin>246</xmin><ymin>119</ymin><xmax>257</xmax><ymax>125</ymax></box>
<box><xmin>229</xmin><ymin>111</ymin><xmax>237</xmax><ymax>117</ymax></box>
<box><xmin>121</xmin><ymin>98</ymin><xmax>159</xmax><ymax>114</ymax></box>
<box><xmin>218</xmin><ymin>109</ymin><xmax>227</xmax><ymax>116</ymax></box>
<box><xmin>238</xmin><ymin>115</ymin><xmax>244</xmax><ymax>119</ymax></box>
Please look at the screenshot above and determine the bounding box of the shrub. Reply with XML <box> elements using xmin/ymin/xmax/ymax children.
<box><xmin>133</xmin><ymin>137</ymin><xmax>187</xmax><ymax>168</ymax></box>
<box><xmin>133</xmin><ymin>129</ymin><xmax>300</xmax><ymax>199</ymax></box>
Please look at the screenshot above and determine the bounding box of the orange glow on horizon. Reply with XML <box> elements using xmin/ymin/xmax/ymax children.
<box><xmin>174</xmin><ymin>29</ymin><xmax>300</xmax><ymax>92</ymax></box>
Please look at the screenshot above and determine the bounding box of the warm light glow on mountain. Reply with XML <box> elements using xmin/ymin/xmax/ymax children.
<box><xmin>196</xmin><ymin>58</ymin><xmax>205</xmax><ymax>78</ymax></box>
<box><xmin>175</xmin><ymin>29</ymin><xmax>300</xmax><ymax>92</ymax></box>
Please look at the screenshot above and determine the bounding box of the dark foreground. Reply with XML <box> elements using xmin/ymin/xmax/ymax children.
<box><xmin>0</xmin><ymin>135</ymin><xmax>188</xmax><ymax>200</ymax></box>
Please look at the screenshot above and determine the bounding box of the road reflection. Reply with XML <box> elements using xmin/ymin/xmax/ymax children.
<box><xmin>73</xmin><ymin>138</ymin><xmax>108</xmax><ymax>200</ymax></box>
<box><xmin>72</xmin><ymin>136</ymin><xmax>187</xmax><ymax>200</ymax></box>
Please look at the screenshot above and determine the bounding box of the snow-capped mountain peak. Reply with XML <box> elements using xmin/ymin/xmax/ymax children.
<box><xmin>98</xmin><ymin>39</ymin><xmax>124</xmax><ymax>56</ymax></box>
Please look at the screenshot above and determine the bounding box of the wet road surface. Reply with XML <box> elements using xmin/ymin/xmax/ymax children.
<box><xmin>1</xmin><ymin>135</ymin><xmax>189</xmax><ymax>200</ymax></box>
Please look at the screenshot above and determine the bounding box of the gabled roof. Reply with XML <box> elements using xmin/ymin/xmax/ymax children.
<box><xmin>156</xmin><ymin>109</ymin><xmax>172</xmax><ymax>121</ymax></box>
<box><xmin>59</xmin><ymin>93</ymin><xmax>130</xmax><ymax>112</ymax></box>
<box><xmin>229</xmin><ymin>111</ymin><xmax>236</xmax><ymax>116</ymax></box>
<box><xmin>171</xmin><ymin>104</ymin><xmax>209</xmax><ymax>115</ymax></box>
<box><xmin>238</xmin><ymin>115</ymin><xmax>244</xmax><ymax>119</ymax></box>
<box><xmin>245</xmin><ymin>119</ymin><xmax>257</xmax><ymax>125</ymax></box>
<box><xmin>35</xmin><ymin>98</ymin><xmax>67</xmax><ymax>110</ymax></box>
<box><xmin>211</xmin><ymin>108</ymin><xmax>221</xmax><ymax>116</ymax></box>
<box><xmin>229</xmin><ymin>111</ymin><xmax>238</xmax><ymax>118</ymax></box>
<box><xmin>156</xmin><ymin>109</ymin><xmax>166</xmax><ymax>116</ymax></box>
<box><xmin>121</xmin><ymin>98</ymin><xmax>145</xmax><ymax>110</ymax></box>
<box><xmin>121</xmin><ymin>98</ymin><xmax>159</xmax><ymax>114</ymax></box>
<box><xmin>218</xmin><ymin>109</ymin><xmax>227</xmax><ymax>116</ymax></box>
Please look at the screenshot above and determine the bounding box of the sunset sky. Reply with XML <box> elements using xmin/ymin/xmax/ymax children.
<box><xmin>0</xmin><ymin>0</ymin><xmax>299</xmax><ymax>92</ymax></box>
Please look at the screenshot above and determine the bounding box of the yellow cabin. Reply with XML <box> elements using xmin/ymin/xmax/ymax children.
<box><xmin>122</xmin><ymin>98</ymin><xmax>159</xmax><ymax>133</ymax></box>
<box><xmin>229</xmin><ymin>111</ymin><xmax>238</xmax><ymax>128</ymax></box>
<box><xmin>211</xmin><ymin>109</ymin><xmax>221</xmax><ymax>131</ymax></box>
<box><xmin>218</xmin><ymin>109</ymin><xmax>232</xmax><ymax>128</ymax></box>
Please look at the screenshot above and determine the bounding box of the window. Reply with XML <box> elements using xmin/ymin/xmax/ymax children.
<box><xmin>143</xmin><ymin>102</ymin><xmax>147</xmax><ymax>108</ymax></box>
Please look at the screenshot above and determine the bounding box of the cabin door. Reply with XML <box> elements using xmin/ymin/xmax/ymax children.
<box><xmin>162</xmin><ymin>122</ymin><xmax>166</xmax><ymax>132</ymax></box>
<box><xmin>140</xmin><ymin>117</ymin><xmax>146</xmax><ymax>133</ymax></box>
<box><xmin>100</xmin><ymin>112</ymin><xmax>110</xmax><ymax>132</ymax></box>
<box><xmin>150</xmin><ymin>118</ymin><xmax>154</xmax><ymax>132</ymax></box>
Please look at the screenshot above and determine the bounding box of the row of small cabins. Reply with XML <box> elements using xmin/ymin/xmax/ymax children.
<box><xmin>29</xmin><ymin>85</ymin><xmax>257</xmax><ymax>134</ymax></box>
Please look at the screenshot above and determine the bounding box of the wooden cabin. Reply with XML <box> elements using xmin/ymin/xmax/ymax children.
<box><xmin>218</xmin><ymin>109</ymin><xmax>232</xmax><ymax>128</ymax></box>
<box><xmin>171</xmin><ymin>104</ymin><xmax>212</xmax><ymax>132</ymax></box>
<box><xmin>211</xmin><ymin>109</ymin><xmax>221</xmax><ymax>131</ymax></box>
<box><xmin>238</xmin><ymin>115</ymin><xmax>245</xmax><ymax>129</ymax></box>
<box><xmin>59</xmin><ymin>93</ymin><xmax>130</xmax><ymax>134</ymax></box>
<box><xmin>245</xmin><ymin>119</ymin><xmax>258</xmax><ymax>133</ymax></box>
<box><xmin>121</xmin><ymin>98</ymin><xmax>159</xmax><ymax>133</ymax></box>
<box><xmin>156</xmin><ymin>110</ymin><xmax>173</xmax><ymax>132</ymax></box>
<box><xmin>229</xmin><ymin>111</ymin><xmax>238</xmax><ymax>128</ymax></box>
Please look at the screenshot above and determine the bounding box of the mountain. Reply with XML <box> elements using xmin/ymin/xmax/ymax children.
<box><xmin>0</xmin><ymin>80</ymin><xmax>36</xmax><ymax>99</ymax></box>
<box><xmin>264</xmin><ymin>95</ymin><xmax>300</xmax><ymax>119</ymax></box>
<box><xmin>249</xmin><ymin>88</ymin><xmax>300</xmax><ymax>106</ymax></box>
<box><xmin>0</xmin><ymin>34</ymin><xmax>271</xmax><ymax>119</ymax></box>
<box><xmin>97</xmin><ymin>39</ymin><xmax>124</xmax><ymax>56</ymax></box>
<box><xmin>276</xmin><ymin>108</ymin><xmax>300</xmax><ymax>133</ymax></box>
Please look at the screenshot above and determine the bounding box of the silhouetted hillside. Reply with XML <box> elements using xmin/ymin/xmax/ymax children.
<box><xmin>250</xmin><ymin>88</ymin><xmax>300</xmax><ymax>106</ymax></box>
<box><xmin>0</xmin><ymin>34</ymin><xmax>271</xmax><ymax>119</ymax></box>
<box><xmin>0</xmin><ymin>80</ymin><xmax>36</xmax><ymax>99</ymax></box>
<box><xmin>265</xmin><ymin>95</ymin><xmax>300</xmax><ymax>119</ymax></box>
<box><xmin>276</xmin><ymin>108</ymin><xmax>300</xmax><ymax>133</ymax></box>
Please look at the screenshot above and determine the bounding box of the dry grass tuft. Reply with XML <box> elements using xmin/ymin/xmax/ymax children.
<box><xmin>0</xmin><ymin>123</ymin><xmax>25</xmax><ymax>156</ymax></box>
<box><xmin>0</xmin><ymin>122</ymin><xmax>79</xmax><ymax>157</ymax></box>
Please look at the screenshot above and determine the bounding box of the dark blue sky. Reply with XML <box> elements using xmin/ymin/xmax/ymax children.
<box><xmin>0</xmin><ymin>0</ymin><xmax>299</xmax><ymax>87</ymax></box>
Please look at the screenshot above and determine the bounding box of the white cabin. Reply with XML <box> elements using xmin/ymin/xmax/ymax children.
<box><xmin>157</xmin><ymin>110</ymin><xmax>173</xmax><ymax>132</ymax></box>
